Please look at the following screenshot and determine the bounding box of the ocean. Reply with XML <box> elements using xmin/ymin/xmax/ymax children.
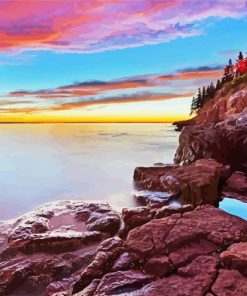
<box><xmin>0</xmin><ymin>123</ymin><xmax>179</xmax><ymax>220</ymax></box>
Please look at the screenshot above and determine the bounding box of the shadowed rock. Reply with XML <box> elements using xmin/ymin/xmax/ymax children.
<box><xmin>222</xmin><ymin>171</ymin><xmax>247</xmax><ymax>202</ymax></box>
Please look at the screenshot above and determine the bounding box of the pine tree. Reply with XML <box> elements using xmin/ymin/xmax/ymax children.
<box><xmin>190</xmin><ymin>96</ymin><xmax>197</xmax><ymax>115</ymax></box>
<box><xmin>202</xmin><ymin>86</ymin><xmax>206</xmax><ymax>98</ymax></box>
<box><xmin>238</xmin><ymin>51</ymin><xmax>244</xmax><ymax>60</ymax></box>
<box><xmin>216</xmin><ymin>79</ymin><xmax>221</xmax><ymax>90</ymax></box>
<box><xmin>196</xmin><ymin>88</ymin><xmax>202</xmax><ymax>109</ymax></box>
<box><xmin>228</xmin><ymin>59</ymin><xmax>233</xmax><ymax>66</ymax></box>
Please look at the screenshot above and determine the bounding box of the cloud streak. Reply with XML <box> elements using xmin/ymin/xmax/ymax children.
<box><xmin>1</xmin><ymin>66</ymin><xmax>222</xmax><ymax>115</ymax></box>
<box><xmin>0</xmin><ymin>0</ymin><xmax>246</xmax><ymax>53</ymax></box>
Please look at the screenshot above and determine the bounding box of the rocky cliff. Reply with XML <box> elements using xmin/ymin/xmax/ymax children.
<box><xmin>195</xmin><ymin>83</ymin><xmax>247</xmax><ymax>125</ymax></box>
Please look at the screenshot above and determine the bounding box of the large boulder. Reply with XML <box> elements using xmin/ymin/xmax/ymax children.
<box><xmin>134</xmin><ymin>159</ymin><xmax>230</xmax><ymax>206</ymax></box>
<box><xmin>222</xmin><ymin>171</ymin><xmax>247</xmax><ymax>202</ymax></box>
<box><xmin>174</xmin><ymin>108</ymin><xmax>247</xmax><ymax>173</ymax></box>
<box><xmin>220</xmin><ymin>242</ymin><xmax>247</xmax><ymax>276</ymax></box>
<box><xmin>211</xmin><ymin>269</ymin><xmax>247</xmax><ymax>296</ymax></box>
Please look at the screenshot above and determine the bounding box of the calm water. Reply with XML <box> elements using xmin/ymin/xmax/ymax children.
<box><xmin>220</xmin><ymin>198</ymin><xmax>247</xmax><ymax>220</ymax></box>
<box><xmin>0</xmin><ymin>123</ymin><xmax>179</xmax><ymax>220</ymax></box>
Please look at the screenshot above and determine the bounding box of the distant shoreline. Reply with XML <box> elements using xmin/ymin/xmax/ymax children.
<box><xmin>0</xmin><ymin>121</ymin><xmax>178</xmax><ymax>124</ymax></box>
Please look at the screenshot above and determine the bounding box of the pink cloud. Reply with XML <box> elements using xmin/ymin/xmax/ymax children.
<box><xmin>0</xmin><ymin>0</ymin><xmax>246</xmax><ymax>52</ymax></box>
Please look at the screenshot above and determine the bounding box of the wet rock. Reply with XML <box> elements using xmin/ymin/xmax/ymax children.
<box><xmin>222</xmin><ymin>171</ymin><xmax>247</xmax><ymax>202</ymax></box>
<box><xmin>155</xmin><ymin>203</ymin><xmax>193</xmax><ymax>219</ymax></box>
<box><xmin>144</xmin><ymin>255</ymin><xmax>172</xmax><ymax>277</ymax></box>
<box><xmin>0</xmin><ymin>251</ymin><xmax>95</xmax><ymax>295</ymax></box>
<box><xmin>134</xmin><ymin>160</ymin><xmax>230</xmax><ymax>206</ymax></box>
<box><xmin>122</xmin><ymin>207</ymin><xmax>154</xmax><ymax>231</ymax></box>
<box><xmin>92</xmin><ymin>270</ymin><xmax>154</xmax><ymax>296</ymax></box>
<box><xmin>133</xmin><ymin>190</ymin><xmax>174</xmax><ymax>206</ymax></box>
<box><xmin>0</xmin><ymin>201</ymin><xmax>121</xmax><ymax>295</ymax></box>
<box><xmin>220</xmin><ymin>242</ymin><xmax>247</xmax><ymax>276</ymax></box>
<box><xmin>1</xmin><ymin>201</ymin><xmax>121</xmax><ymax>260</ymax></box>
<box><xmin>211</xmin><ymin>269</ymin><xmax>247</xmax><ymax>296</ymax></box>
<box><xmin>2</xmin><ymin>230</ymin><xmax>103</xmax><ymax>258</ymax></box>
<box><xmin>134</xmin><ymin>165</ymin><xmax>177</xmax><ymax>191</ymax></box>
<box><xmin>86</xmin><ymin>213</ymin><xmax>121</xmax><ymax>236</ymax></box>
<box><xmin>72</xmin><ymin>237</ymin><xmax>125</xmax><ymax>293</ymax></box>
<box><xmin>111</xmin><ymin>252</ymin><xmax>139</xmax><ymax>271</ymax></box>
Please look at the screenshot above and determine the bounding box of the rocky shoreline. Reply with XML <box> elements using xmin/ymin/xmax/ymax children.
<box><xmin>1</xmin><ymin>92</ymin><xmax>247</xmax><ymax>295</ymax></box>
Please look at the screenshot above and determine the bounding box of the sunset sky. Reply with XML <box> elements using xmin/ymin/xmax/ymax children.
<box><xmin>0</xmin><ymin>0</ymin><xmax>247</xmax><ymax>122</ymax></box>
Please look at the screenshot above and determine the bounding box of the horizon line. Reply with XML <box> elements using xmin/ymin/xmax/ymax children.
<box><xmin>0</xmin><ymin>121</ymin><xmax>176</xmax><ymax>124</ymax></box>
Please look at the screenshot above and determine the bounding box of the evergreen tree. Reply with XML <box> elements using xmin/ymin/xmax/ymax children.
<box><xmin>202</xmin><ymin>86</ymin><xmax>206</xmax><ymax>98</ymax></box>
<box><xmin>238</xmin><ymin>51</ymin><xmax>244</xmax><ymax>60</ymax></box>
<box><xmin>216</xmin><ymin>79</ymin><xmax>221</xmax><ymax>90</ymax></box>
<box><xmin>196</xmin><ymin>88</ymin><xmax>202</xmax><ymax>109</ymax></box>
<box><xmin>206</xmin><ymin>85</ymin><xmax>210</xmax><ymax>97</ymax></box>
<box><xmin>190</xmin><ymin>96</ymin><xmax>197</xmax><ymax>115</ymax></box>
<box><xmin>228</xmin><ymin>59</ymin><xmax>233</xmax><ymax>66</ymax></box>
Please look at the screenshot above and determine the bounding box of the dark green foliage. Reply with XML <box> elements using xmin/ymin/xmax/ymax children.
<box><xmin>238</xmin><ymin>51</ymin><xmax>244</xmax><ymax>60</ymax></box>
<box><xmin>216</xmin><ymin>79</ymin><xmax>221</xmax><ymax>90</ymax></box>
<box><xmin>190</xmin><ymin>49</ymin><xmax>246</xmax><ymax>115</ymax></box>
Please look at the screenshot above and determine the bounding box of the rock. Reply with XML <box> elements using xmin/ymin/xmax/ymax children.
<box><xmin>168</xmin><ymin>239</ymin><xmax>217</xmax><ymax>268</ymax></box>
<box><xmin>91</xmin><ymin>270</ymin><xmax>154</xmax><ymax>296</ymax></box>
<box><xmin>222</xmin><ymin>171</ymin><xmax>247</xmax><ymax>202</ymax></box>
<box><xmin>134</xmin><ymin>160</ymin><xmax>230</xmax><ymax>206</ymax></box>
<box><xmin>111</xmin><ymin>252</ymin><xmax>138</xmax><ymax>271</ymax></box>
<box><xmin>0</xmin><ymin>251</ymin><xmax>95</xmax><ymax>296</ymax></box>
<box><xmin>174</xmin><ymin>125</ymin><xmax>225</xmax><ymax>165</ymax></box>
<box><xmin>174</xmin><ymin>109</ymin><xmax>247</xmax><ymax>173</ymax></box>
<box><xmin>126</xmin><ymin>206</ymin><xmax>247</xmax><ymax>257</ymax></box>
<box><xmin>2</xmin><ymin>230</ymin><xmax>103</xmax><ymax>259</ymax></box>
<box><xmin>1</xmin><ymin>201</ymin><xmax>121</xmax><ymax>259</ymax></box>
<box><xmin>73</xmin><ymin>279</ymin><xmax>100</xmax><ymax>296</ymax></box>
<box><xmin>173</xmin><ymin>119</ymin><xmax>195</xmax><ymax>131</ymax></box>
<box><xmin>0</xmin><ymin>201</ymin><xmax>121</xmax><ymax>295</ymax></box>
<box><xmin>72</xmin><ymin>237</ymin><xmax>125</xmax><ymax>293</ymax></box>
<box><xmin>195</xmin><ymin>86</ymin><xmax>247</xmax><ymax>125</ymax></box>
<box><xmin>211</xmin><ymin>269</ymin><xmax>247</xmax><ymax>296</ymax></box>
<box><xmin>133</xmin><ymin>166</ymin><xmax>177</xmax><ymax>192</ymax></box>
<box><xmin>86</xmin><ymin>213</ymin><xmax>121</xmax><ymax>236</ymax></box>
<box><xmin>122</xmin><ymin>207</ymin><xmax>154</xmax><ymax>232</ymax></box>
<box><xmin>133</xmin><ymin>190</ymin><xmax>174</xmax><ymax>206</ymax></box>
<box><xmin>124</xmin><ymin>256</ymin><xmax>218</xmax><ymax>296</ymax></box>
<box><xmin>144</xmin><ymin>255</ymin><xmax>172</xmax><ymax>277</ymax></box>
<box><xmin>220</xmin><ymin>242</ymin><xmax>247</xmax><ymax>276</ymax></box>
<box><xmin>155</xmin><ymin>204</ymin><xmax>193</xmax><ymax>219</ymax></box>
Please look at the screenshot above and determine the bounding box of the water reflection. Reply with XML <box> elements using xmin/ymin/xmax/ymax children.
<box><xmin>0</xmin><ymin>123</ymin><xmax>178</xmax><ymax>220</ymax></box>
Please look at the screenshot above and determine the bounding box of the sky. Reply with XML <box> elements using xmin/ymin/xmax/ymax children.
<box><xmin>0</xmin><ymin>0</ymin><xmax>247</xmax><ymax>123</ymax></box>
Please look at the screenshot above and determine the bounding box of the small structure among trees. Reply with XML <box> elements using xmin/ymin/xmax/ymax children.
<box><xmin>190</xmin><ymin>51</ymin><xmax>247</xmax><ymax>115</ymax></box>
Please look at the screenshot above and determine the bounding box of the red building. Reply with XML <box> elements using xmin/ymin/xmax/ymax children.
<box><xmin>223</xmin><ymin>57</ymin><xmax>247</xmax><ymax>80</ymax></box>
<box><xmin>235</xmin><ymin>57</ymin><xmax>247</xmax><ymax>75</ymax></box>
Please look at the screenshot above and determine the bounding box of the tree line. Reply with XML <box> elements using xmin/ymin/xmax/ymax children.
<box><xmin>190</xmin><ymin>51</ymin><xmax>245</xmax><ymax>115</ymax></box>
